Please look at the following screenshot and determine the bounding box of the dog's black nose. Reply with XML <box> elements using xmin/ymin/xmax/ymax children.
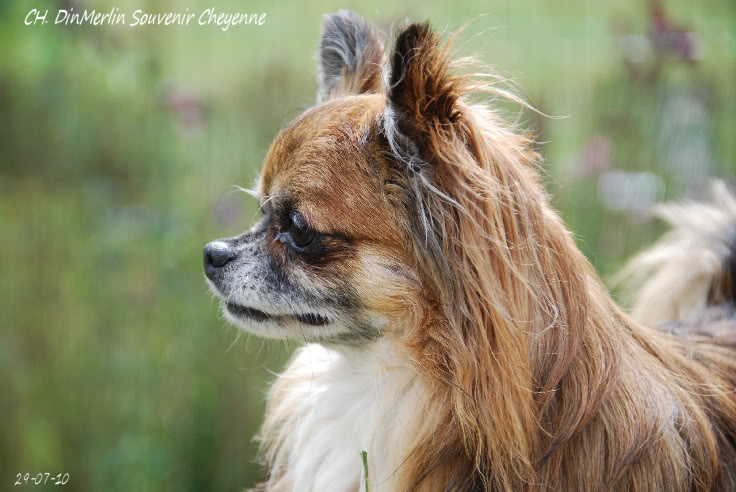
<box><xmin>204</xmin><ymin>241</ymin><xmax>236</xmax><ymax>279</ymax></box>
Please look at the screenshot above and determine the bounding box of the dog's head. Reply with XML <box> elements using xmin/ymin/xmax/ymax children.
<box><xmin>204</xmin><ymin>11</ymin><xmax>543</xmax><ymax>348</ymax></box>
<box><xmin>203</xmin><ymin>93</ymin><xmax>414</xmax><ymax>344</ymax></box>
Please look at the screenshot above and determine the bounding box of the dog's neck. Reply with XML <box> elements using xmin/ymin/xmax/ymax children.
<box><xmin>259</xmin><ymin>339</ymin><xmax>426</xmax><ymax>492</ymax></box>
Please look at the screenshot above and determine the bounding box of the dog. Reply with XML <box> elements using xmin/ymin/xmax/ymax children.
<box><xmin>203</xmin><ymin>11</ymin><xmax>736</xmax><ymax>491</ymax></box>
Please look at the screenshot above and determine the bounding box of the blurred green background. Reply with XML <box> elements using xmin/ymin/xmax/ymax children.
<box><xmin>1</xmin><ymin>0</ymin><xmax>733</xmax><ymax>490</ymax></box>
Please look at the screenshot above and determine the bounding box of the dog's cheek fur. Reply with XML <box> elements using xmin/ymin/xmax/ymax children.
<box><xmin>350</xmin><ymin>246</ymin><xmax>424</xmax><ymax>328</ymax></box>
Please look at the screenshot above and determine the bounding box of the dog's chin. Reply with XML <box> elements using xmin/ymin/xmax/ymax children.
<box><xmin>220</xmin><ymin>300</ymin><xmax>346</xmax><ymax>341</ymax></box>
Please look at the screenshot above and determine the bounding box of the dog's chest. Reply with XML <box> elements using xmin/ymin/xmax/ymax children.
<box><xmin>263</xmin><ymin>342</ymin><xmax>423</xmax><ymax>492</ymax></box>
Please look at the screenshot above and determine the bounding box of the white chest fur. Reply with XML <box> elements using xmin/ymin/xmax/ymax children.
<box><xmin>261</xmin><ymin>340</ymin><xmax>425</xmax><ymax>492</ymax></box>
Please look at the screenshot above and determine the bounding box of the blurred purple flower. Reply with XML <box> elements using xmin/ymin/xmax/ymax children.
<box><xmin>649</xmin><ymin>2</ymin><xmax>702</xmax><ymax>62</ymax></box>
<box><xmin>162</xmin><ymin>85</ymin><xmax>209</xmax><ymax>137</ymax></box>
<box><xmin>573</xmin><ymin>135</ymin><xmax>612</xmax><ymax>179</ymax></box>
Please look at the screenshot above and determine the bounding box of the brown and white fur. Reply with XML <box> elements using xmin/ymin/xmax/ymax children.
<box><xmin>203</xmin><ymin>11</ymin><xmax>736</xmax><ymax>491</ymax></box>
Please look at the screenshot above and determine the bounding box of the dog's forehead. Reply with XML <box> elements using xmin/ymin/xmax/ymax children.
<box><xmin>261</xmin><ymin>95</ymin><xmax>383</xmax><ymax>192</ymax></box>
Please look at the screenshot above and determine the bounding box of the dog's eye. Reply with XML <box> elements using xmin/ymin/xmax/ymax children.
<box><xmin>280</xmin><ymin>212</ymin><xmax>316</xmax><ymax>249</ymax></box>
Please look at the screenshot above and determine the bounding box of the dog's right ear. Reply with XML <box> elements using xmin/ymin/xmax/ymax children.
<box><xmin>316</xmin><ymin>10</ymin><xmax>384</xmax><ymax>103</ymax></box>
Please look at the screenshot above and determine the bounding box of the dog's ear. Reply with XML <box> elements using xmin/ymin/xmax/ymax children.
<box><xmin>386</xmin><ymin>22</ymin><xmax>463</xmax><ymax>167</ymax></box>
<box><xmin>317</xmin><ymin>10</ymin><xmax>384</xmax><ymax>103</ymax></box>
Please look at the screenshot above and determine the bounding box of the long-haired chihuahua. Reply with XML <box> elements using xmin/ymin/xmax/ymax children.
<box><xmin>204</xmin><ymin>11</ymin><xmax>736</xmax><ymax>491</ymax></box>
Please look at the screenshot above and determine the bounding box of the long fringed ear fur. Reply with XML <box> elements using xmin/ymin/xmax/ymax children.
<box><xmin>316</xmin><ymin>10</ymin><xmax>384</xmax><ymax>102</ymax></box>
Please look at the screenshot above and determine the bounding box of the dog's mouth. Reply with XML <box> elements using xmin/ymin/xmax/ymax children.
<box><xmin>225</xmin><ymin>302</ymin><xmax>331</xmax><ymax>327</ymax></box>
<box><xmin>226</xmin><ymin>302</ymin><xmax>272</xmax><ymax>322</ymax></box>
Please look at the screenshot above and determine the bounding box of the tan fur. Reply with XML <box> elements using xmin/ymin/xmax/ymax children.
<box><xmin>249</xmin><ymin>15</ymin><xmax>736</xmax><ymax>492</ymax></box>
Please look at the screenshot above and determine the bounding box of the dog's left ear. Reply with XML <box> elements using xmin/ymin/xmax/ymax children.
<box><xmin>386</xmin><ymin>22</ymin><xmax>463</xmax><ymax>167</ymax></box>
<box><xmin>317</xmin><ymin>10</ymin><xmax>384</xmax><ymax>102</ymax></box>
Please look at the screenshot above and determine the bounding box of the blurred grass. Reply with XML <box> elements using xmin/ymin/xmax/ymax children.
<box><xmin>0</xmin><ymin>0</ymin><xmax>733</xmax><ymax>490</ymax></box>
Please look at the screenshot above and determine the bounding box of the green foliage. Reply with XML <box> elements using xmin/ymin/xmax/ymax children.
<box><xmin>361</xmin><ymin>451</ymin><xmax>369</xmax><ymax>492</ymax></box>
<box><xmin>1</xmin><ymin>0</ymin><xmax>733</xmax><ymax>490</ymax></box>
